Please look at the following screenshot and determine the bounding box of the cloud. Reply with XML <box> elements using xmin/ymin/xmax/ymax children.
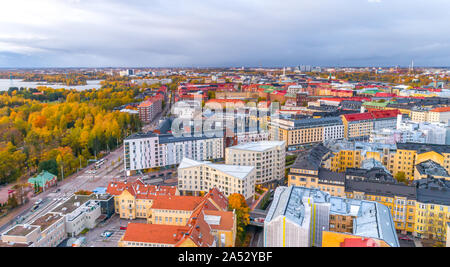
<box><xmin>0</xmin><ymin>0</ymin><xmax>449</xmax><ymax>67</ymax></box>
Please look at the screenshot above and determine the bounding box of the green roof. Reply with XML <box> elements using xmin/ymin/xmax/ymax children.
<box><xmin>363</xmin><ymin>101</ymin><xmax>389</xmax><ymax>107</ymax></box>
<box><xmin>362</xmin><ymin>89</ymin><xmax>383</xmax><ymax>94</ymax></box>
<box><xmin>28</xmin><ymin>171</ymin><xmax>57</xmax><ymax>188</ymax></box>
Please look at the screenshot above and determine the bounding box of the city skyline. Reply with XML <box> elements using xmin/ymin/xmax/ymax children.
<box><xmin>1</xmin><ymin>0</ymin><xmax>450</xmax><ymax>68</ymax></box>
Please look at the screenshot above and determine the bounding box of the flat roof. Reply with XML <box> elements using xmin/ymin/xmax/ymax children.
<box><xmin>179</xmin><ymin>158</ymin><xmax>255</xmax><ymax>180</ymax></box>
<box><xmin>51</xmin><ymin>194</ymin><xmax>95</xmax><ymax>215</ymax></box>
<box><xmin>227</xmin><ymin>141</ymin><xmax>285</xmax><ymax>152</ymax></box>
<box><xmin>31</xmin><ymin>213</ymin><xmax>63</xmax><ymax>232</ymax></box>
<box><xmin>3</xmin><ymin>225</ymin><xmax>39</xmax><ymax>237</ymax></box>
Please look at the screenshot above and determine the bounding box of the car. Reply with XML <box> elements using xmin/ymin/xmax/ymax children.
<box><xmin>34</xmin><ymin>199</ymin><xmax>43</xmax><ymax>205</ymax></box>
<box><xmin>120</xmin><ymin>226</ymin><xmax>127</xmax><ymax>230</ymax></box>
<box><xmin>399</xmin><ymin>236</ymin><xmax>413</xmax><ymax>241</ymax></box>
<box><xmin>101</xmin><ymin>231</ymin><xmax>113</xmax><ymax>238</ymax></box>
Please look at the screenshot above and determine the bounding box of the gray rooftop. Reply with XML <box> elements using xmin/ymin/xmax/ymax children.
<box><xmin>290</xmin><ymin>144</ymin><xmax>331</xmax><ymax>171</ymax></box>
<box><xmin>266</xmin><ymin>186</ymin><xmax>400</xmax><ymax>247</ymax></box>
<box><xmin>416</xmin><ymin>160</ymin><xmax>450</xmax><ymax>178</ymax></box>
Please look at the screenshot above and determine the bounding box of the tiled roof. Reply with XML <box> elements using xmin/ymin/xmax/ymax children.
<box><xmin>430</xmin><ymin>106</ymin><xmax>450</xmax><ymax>113</ymax></box>
<box><xmin>121</xmin><ymin>223</ymin><xmax>190</xmax><ymax>244</ymax></box>
<box><xmin>151</xmin><ymin>196</ymin><xmax>205</xmax><ymax>211</ymax></box>
<box><xmin>204</xmin><ymin>210</ymin><xmax>235</xmax><ymax>231</ymax></box>
<box><xmin>106</xmin><ymin>179</ymin><xmax>177</xmax><ymax>199</ymax></box>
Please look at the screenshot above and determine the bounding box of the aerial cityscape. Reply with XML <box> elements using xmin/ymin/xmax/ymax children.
<box><xmin>0</xmin><ymin>0</ymin><xmax>449</xmax><ymax>254</ymax></box>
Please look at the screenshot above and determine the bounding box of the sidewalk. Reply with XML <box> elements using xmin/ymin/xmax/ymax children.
<box><xmin>251</xmin><ymin>189</ymin><xmax>269</xmax><ymax>211</ymax></box>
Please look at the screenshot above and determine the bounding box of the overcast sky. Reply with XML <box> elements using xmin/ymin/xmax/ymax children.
<box><xmin>0</xmin><ymin>0</ymin><xmax>449</xmax><ymax>68</ymax></box>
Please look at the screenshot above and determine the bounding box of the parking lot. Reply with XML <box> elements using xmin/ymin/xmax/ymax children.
<box><xmin>82</xmin><ymin>214</ymin><xmax>146</xmax><ymax>247</ymax></box>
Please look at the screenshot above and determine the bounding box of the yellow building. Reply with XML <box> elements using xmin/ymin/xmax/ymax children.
<box><xmin>269</xmin><ymin>117</ymin><xmax>344</xmax><ymax>151</ymax></box>
<box><xmin>394</xmin><ymin>143</ymin><xmax>450</xmax><ymax>181</ymax></box>
<box><xmin>342</xmin><ymin>113</ymin><xmax>374</xmax><ymax>141</ymax></box>
<box><xmin>106</xmin><ymin>179</ymin><xmax>179</xmax><ymax>220</ymax></box>
<box><xmin>345</xmin><ymin>177</ymin><xmax>417</xmax><ymax>234</ymax></box>
<box><xmin>414</xmin><ymin>178</ymin><xmax>450</xmax><ymax>242</ymax></box>
<box><xmin>118</xmin><ymin>189</ymin><xmax>237</xmax><ymax>247</ymax></box>
<box><xmin>322</xmin><ymin>231</ymin><xmax>391</xmax><ymax>247</ymax></box>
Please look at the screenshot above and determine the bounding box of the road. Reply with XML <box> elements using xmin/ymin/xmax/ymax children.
<box><xmin>0</xmin><ymin>90</ymin><xmax>175</xmax><ymax>233</ymax></box>
<box><xmin>0</xmin><ymin>146</ymin><xmax>126</xmax><ymax>233</ymax></box>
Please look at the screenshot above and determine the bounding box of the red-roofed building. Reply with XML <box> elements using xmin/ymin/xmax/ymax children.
<box><xmin>342</xmin><ymin>109</ymin><xmax>400</xmax><ymax>140</ymax></box>
<box><xmin>138</xmin><ymin>94</ymin><xmax>163</xmax><ymax>123</ymax></box>
<box><xmin>205</xmin><ymin>99</ymin><xmax>246</xmax><ymax>109</ymax></box>
<box><xmin>106</xmin><ymin>179</ymin><xmax>179</xmax><ymax>220</ymax></box>
<box><xmin>429</xmin><ymin>106</ymin><xmax>450</xmax><ymax>124</ymax></box>
<box><xmin>118</xmin><ymin>187</ymin><xmax>237</xmax><ymax>247</ymax></box>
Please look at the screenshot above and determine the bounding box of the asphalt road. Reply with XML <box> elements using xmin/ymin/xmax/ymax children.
<box><xmin>0</xmin><ymin>96</ymin><xmax>174</xmax><ymax>233</ymax></box>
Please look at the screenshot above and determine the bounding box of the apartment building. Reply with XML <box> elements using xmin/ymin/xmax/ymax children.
<box><xmin>287</xmin><ymin>145</ymin><xmax>345</xmax><ymax>197</ymax></box>
<box><xmin>428</xmin><ymin>107</ymin><xmax>450</xmax><ymax>124</ymax></box>
<box><xmin>342</xmin><ymin>110</ymin><xmax>400</xmax><ymax>141</ymax></box>
<box><xmin>269</xmin><ymin>117</ymin><xmax>344</xmax><ymax>151</ymax></box>
<box><xmin>345</xmin><ymin>178</ymin><xmax>417</xmax><ymax>234</ymax></box>
<box><xmin>124</xmin><ymin>132</ymin><xmax>224</xmax><ymax>174</ymax></box>
<box><xmin>414</xmin><ymin>178</ymin><xmax>450</xmax><ymax>241</ymax></box>
<box><xmin>118</xmin><ymin>188</ymin><xmax>237</xmax><ymax>247</ymax></box>
<box><xmin>263</xmin><ymin>186</ymin><xmax>399</xmax><ymax>247</ymax></box>
<box><xmin>393</xmin><ymin>143</ymin><xmax>450</xmax><ymax>181</ymax></box>
<box><xmin>138</xmin><ymin>94</ymin><xmax>163</xmax><ymax>124</ymax></box>
<box><xmin>178</xmin><ymin>158</ymin><xmax>256</xmax><ymax>200</ymax></box>
<box><xmin>106</xmin><ymin>179</ymin><xmax>179</xmax><ymax>220</ymax></box>
<box><xmin>225</xmin><ymin>141</ymin><xmax>286</xmax><ymax>188</ymax></box>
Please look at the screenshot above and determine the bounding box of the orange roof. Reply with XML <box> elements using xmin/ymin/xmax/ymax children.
<box><xmin>121</xmin><ymin>223</ymin><xmax>189</xmax><ymax>244</ymax></box>
<box><xmin>431</xmin><ymin>107</ymin><xmax>450</xmax><ymax>113</ymax></box>
<box><xmin>206</xmin><ymin>99</ymin><xmax>245</xmax><ymax>104</ymax></box>
<box><xmin>106</xmin><ymin>179</ymin><xmax>177</xmax><ymax>199</ymax></box>
<box><xmin>151</xmin><ymin>196</ymin><xmax>205</xmax><ymax>211</ymax></box>
<box><xmin>205</xmin><ymin>188</ymin><xmax>228</xmax><ymax>211</ymax></box>
<box><xmin>138</xmin><ymin>95</ymin><xmax>163</xmax><ymax>108</ymax></box>
<box><xmin>204</xmin><ymin>210</ymin><xmax>235</xmax><ymax>231</ymax></box>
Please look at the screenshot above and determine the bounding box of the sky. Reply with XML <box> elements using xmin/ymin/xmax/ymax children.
<box><xmin>0</xmin><ymin>0</ymin><xmax>450</xmax><ymax>68</ymax></box>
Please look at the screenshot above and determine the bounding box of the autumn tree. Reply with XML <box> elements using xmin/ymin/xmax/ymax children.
<box><xmin>228</xmin><ymin>193</ymin><xmax>251</xmax><ymax>242</ymax></box>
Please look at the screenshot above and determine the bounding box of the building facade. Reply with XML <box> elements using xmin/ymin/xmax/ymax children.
<box><xmin>178</xmin><ymin>158</ymin><xmax>256</xmax><ymax>200</ymax></box>
<box><xmin>225</xmin><ymin>141</ymin><xmax>286</xmax><ymax>188</ymax></box>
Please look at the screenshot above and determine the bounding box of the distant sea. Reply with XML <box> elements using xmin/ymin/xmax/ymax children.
<box><xmin>0</xmin><ymin>79</ymin><xmax>103</xmax><ymax>91</ymax></box>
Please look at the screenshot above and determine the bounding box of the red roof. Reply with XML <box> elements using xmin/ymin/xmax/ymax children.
<box><xmin>369</xmin><ymin>109</ymin><xmax>401</xmax><ymax>119</ymax></box>
<box><xmin>138</xmin><ymin>94</ymin><xmax>163</xmax><ymax>108</ymax></box>
<box><xmin>340</xmin><ymin>238</ymin><xmax>378</xmax><ymax>247</ymax></box>
<box><xmin>106</xmin><ymin>179</ymin><xmax>177</xmax><ymax>199</ymax></box>
<box><xmin>431</xmin><ymin>107</ymin><xmax>450</xmax><ymax>113</ymax></box>
<box><xmin>343</xmin><ymin>112</ymin><xmax>374</xmax><ymax>122</ymax></box>
<box><xmin>121</xmin><ymin>223</ymin><xmax>190</xmax><ymax>245</ymax></box>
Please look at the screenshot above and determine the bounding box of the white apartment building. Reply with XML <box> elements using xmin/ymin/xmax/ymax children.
<box><xmin>124</xmin><ymin>132</ymin><xmax>224</xmax><ymax>174</ymax></box>
<box><xmin>225</xmin><ymin>141</ymin><xmax>286</xmax><ymax>188</ymax></box>
<box><xmin>178</xmin><ymin>158</ymin><xmax>256</xmax><ymax>200</ymax></box>
<box><xmin>323</xmin><ymin>123</ymin><xmax>345</xmax><ymax>141</ymax></box>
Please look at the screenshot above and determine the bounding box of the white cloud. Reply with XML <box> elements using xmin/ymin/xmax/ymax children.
<box><xmin>0</xmin><ymin>0</ymin><xmax>449</xmax><ymax>67</ymax></box>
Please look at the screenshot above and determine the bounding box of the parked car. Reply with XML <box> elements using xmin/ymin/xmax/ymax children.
<box><xmin>34</xmin><ymin>199</ymin><xmax>43</xmax><ymax>205</ymax></box>
<box><xmin>120</xmin><ymin>226</ymin><xmax>127</xmax><ymax>230</ymax></box>
<box><xmin>101</xmin><ymin>231</ymin><xmax>113</xmax><ymax>238</ymax></box>
<box><xmin>399</xmin><ymin>236</ymin><xmax>413</xmax><ymax>241</ymax></box>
